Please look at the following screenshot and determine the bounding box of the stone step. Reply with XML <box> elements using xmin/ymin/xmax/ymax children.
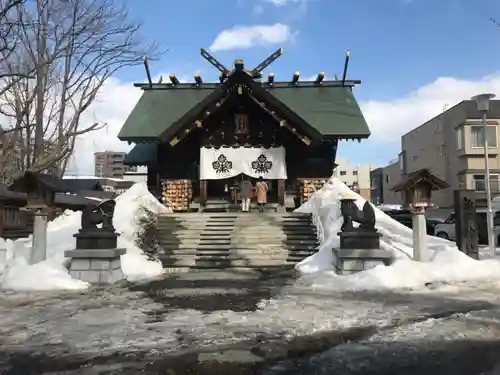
<box><xmin>158</xmin><ymin>249</ymin><xmax>314</xmax><ymax>256</ymax></box>
<box><xmin>160</xmin><ymin>264</ymin><xmax>298</xmax><ymax>272</ymax></box>
<box><xmin>159</xmin><ymin>258</ymin><xmax>302</xmax><ymax>268</ymax></box>
<box><xmin>159</xmin><ymin>254</ymin><xmax>306</xmax><ymax>261</ymax></box>
<box><xmin>161</xmin><ymin>212</ymin><xmax>311</xmax><ymax>216</ymax></box>
<box><xmin>230</xmin><ymin>233</ymin><xmax>317</xmax><ymax>239</ymax></box>
<box><xmin>158</xmin><ymin>243</ymin><xmax>319</xmax><ymax>250</ymax></box>
<box><xmin>160</xmin><ymin>215</ymin><xmax>312</xmax><ymax>221</ymax></box>
<box><xmin>159</xmin><ymin>243</ymin><xmax>232</xmax><ymax>250</ymax></box>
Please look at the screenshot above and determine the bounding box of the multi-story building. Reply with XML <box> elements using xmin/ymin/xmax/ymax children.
<box><xmin>370</xmin><ymin>160</ymin><xmax>402</xmax><ymax>205</ymax></box>
<box><xmin>94</xmin><ymin>151</ymin><xmax>137</xmax><ymax>179</ymax></box>
<box><xmin>398</xmin><ymin>99</ymin><xmax>500</xmax><ymax>207</ymax></box>
<box><xmin>333</xmin><ymin>158</ymin><xmax>377</xmax><ymax>200</ymax></box>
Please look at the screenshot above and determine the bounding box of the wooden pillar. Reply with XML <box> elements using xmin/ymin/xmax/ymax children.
<box><xmin>155</xmin><ymin>169</ymin><xmax>161</xmax><ymax>199</ymax></box>
<box><xmin>278</xmin><ymin>179</ymin><xmax>285</xmax><ymax>208</ymax></box>
<box><xmin>200</xmin><ymin>180</ymin><xmax>207</xmax><ymax>206</ymax></box>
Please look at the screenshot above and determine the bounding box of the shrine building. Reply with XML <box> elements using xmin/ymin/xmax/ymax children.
<box><xmin>118</xmin><ymin>48</ymin><xmax>371</xmax><ymax>211</ymax></box>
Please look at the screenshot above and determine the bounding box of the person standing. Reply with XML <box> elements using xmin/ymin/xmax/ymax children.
<box><xmin>239</xmin><ymin>176</ymin><xmax>253</xmax><ymax>212</ymax></box>
<box><xmin>255</xmin><ymin>176</ymin><xmax>269</xmax><ymax>213</ymax></box>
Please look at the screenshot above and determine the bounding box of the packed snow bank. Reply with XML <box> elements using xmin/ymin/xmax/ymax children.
<box><xmin>297</xmin><ymin>257</ymin><xmax>500</xmax><ymax>292</ymax></box>
<box><xmin>0</xmin><ymin>183</ymin><xmax>170</xmax><ymax>291</ymax></box>
<box><xmin>295</xmin><ymin>177</ymin><xmax>500</xmax><ymax>290</ymax></box>
<box><xmin>1</xmin><ymin>257</ymin><xmax>88</xmax><ymax>291</ymax></box>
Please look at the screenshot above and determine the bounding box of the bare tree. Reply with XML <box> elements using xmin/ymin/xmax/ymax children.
<box><xmin>0</xmin><ymin>0</ymin><xmax>157</xmax><ymax>181</ymax></box>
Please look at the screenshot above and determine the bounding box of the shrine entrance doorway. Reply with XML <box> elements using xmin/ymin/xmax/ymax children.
<box><xmin>200</xmin><ymin>147</ymin><xmax>286</xmax><ymax>205</ymax></box>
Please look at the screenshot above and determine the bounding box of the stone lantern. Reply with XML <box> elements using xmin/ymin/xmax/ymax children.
<box><xmin>9</xmin><ymin>172</ymin><xmax>74</xmax><ymax>264</ymax></box>
<box><xmin>406</xmin><ymin>180</ymin><xmax>433</xmax><ymax>209</ymax></box>
<box><xmin>392</xmin><ymin>169</ymin><xmax>449</xmax><ymax>261</ymax></box>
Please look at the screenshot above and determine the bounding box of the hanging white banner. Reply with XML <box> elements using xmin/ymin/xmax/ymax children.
<box><xmin>199</xmin><ymin>147</ymin><xmax>287</xmax><ymax>180</ymax></box>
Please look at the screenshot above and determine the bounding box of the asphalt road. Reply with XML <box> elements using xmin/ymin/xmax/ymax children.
<box><xmin>1</xmin><ymin>271</ymin><xmax>500</xmax><ymax>374</ymax></box>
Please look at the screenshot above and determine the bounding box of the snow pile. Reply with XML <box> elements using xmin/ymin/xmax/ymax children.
<box><xmin>0</xmin><ymin>183</ymin><xmax>170</xmax><ymax>291</ymax></box>
<box><xmin>295</xmin><ymin>177</ymin><xmax>500</xmax><ymax>291</ymax></box>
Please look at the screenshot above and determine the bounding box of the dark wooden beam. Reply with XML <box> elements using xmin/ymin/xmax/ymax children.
<box><xmin>167</xmin><ymin>88</ymin><xmax>235</xmax><ymax>147</ymax></box>
<box><xmin>245</xmin><ymin>92</ymin><xmax>312</xmax><ymax>146</ymax></box>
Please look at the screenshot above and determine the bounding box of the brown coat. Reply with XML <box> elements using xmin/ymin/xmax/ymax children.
<box><xmin>255</xmin><ymin>181</ymin><xmax>268</xmax><ymax>204</ymax></box>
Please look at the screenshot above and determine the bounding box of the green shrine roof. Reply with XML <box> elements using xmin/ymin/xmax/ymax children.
<box><xmin>118</xmin><ymin>48</ymin><xmax>371</xmax><ymax>142</ymax></box>
<box><xmin>118</xmin><ymin>87</ymin><xmax>214</xmax><ymax>141</ymax></box>
<box><xmin>117</xmin><ymin>81</ymin><xmax>370</xmax><ymax>141</ymax></box>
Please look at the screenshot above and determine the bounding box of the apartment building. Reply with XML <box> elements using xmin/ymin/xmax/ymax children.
<box><xmin>333</xmin><ymin>158</ymin><xmax>376</xmax><ymax>200</ymax></box>
<box><xmin>370</xmin><ymin>161</ymin><xmax>402</xmax><ymax>205</ymax></box>
<box><xmin>94</xmin><ymin>151</ymin><xmax>137</xmax><ymax>179</ymax></box>
<box><xmin>399</xmin><ymin>100</ymin><xmax>500</xmax><ymax>207</ymax></box>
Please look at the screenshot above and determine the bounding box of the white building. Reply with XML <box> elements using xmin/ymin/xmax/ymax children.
<box><xmin>332</xmin><ymin>158</ymin><xmax>377</xmax><ymax>200</ymax></box>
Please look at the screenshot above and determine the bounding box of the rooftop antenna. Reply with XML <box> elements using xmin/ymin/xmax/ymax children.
<box><xmin>341</xmin><ymin>50</ymin><xmax>350</xmax><ymax>86</ymax></box>
<box><xmin>200</xmin><ymin>48</ymin><xmax>230</xmax><ymax>77</ymax></box>
<box><xmin>251</xmin><ymin>48</ymin><xmax>283</xmax><ymax>78</ymax></box>
<box><xmin>143</xmin><ymin>56</ymin><xmax>153</xmax><ymax>87</ymax></box>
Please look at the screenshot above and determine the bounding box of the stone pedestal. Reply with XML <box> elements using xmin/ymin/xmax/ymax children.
<box><xmin>31</xmin><ymin>211</ymin><xmax>48</xmax><ymax>265</ymax></box>
<box><xmin>65</xmin><ymin>248</ymin><xmax>126</xmax><ymax>284</ymax></box>
<box><xmin>74</xmin><ymin>230</ymin><xmax>118</xmax><ymax>249</ymax></box>
<box><xmin>412</xmin><ymin>210</ymin><xmax>430</xmax><ymax>261</ymax></box>
<box><xmin>332</xmin><ymin>248</ymin><xmax>393</xmax><ymax>275</ymax></box>
<box><xmin>338</xmin><ymin>231</ymin><xmax>381</xmax><ymax>249</ymax></box>
<box><xmin>66</xmin><ymin>229</ymin><xmax>126</xmax><ymax>285</ymax></box>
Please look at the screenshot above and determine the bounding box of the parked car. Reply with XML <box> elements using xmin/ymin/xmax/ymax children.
<box><xmin>384</xmin><ymin>210</ymin><xmax>441</xmax><ymax>235</ymax></box>
<box><xmin>433</xmin><ymin>210</ymin><xmax>500</xmax><ymax>244</ymax></box>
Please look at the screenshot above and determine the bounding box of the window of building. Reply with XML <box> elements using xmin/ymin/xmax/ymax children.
<box><xmin>340</xmin><ymin>171</ymin><xmax>347</xmax><ymax>176</ymax></box>
<box><xmin>352</xmin><ymin>170</ymin><xmax>358</xmax><ymax>176</ymax></box>
<box><xmin>456</xmin><ymin>128</ymin><xmax>463</xmax><ymax>150</ymax></box>
<box><xmin>473</xmin><ymin>174</ymin><xmax>500</xmax><ymax>192</ymax></box>
<box><xmin>470</xmin><ymin>125</ymin><xmax>497</xmax><ymax>148</ymax></box>
<box><xmin>398</xmin><ymin>152</ymin><xmax>405</xmax><ymax>172</ymax></box>
<box><xmin>412</xmin><ymin>155</ymin><xmax>419</xmax><ymax>161</ymax></box>
<box><xmin>385</xmin><ymin>175</ymin><xmax>389</xmax><ymax>183</ymax></box>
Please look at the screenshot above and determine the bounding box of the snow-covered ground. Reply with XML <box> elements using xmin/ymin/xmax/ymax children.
<box><xmin>295</xmin><ymin>177</ymin><xmax>500</xmax><ymax>291</ymax></box>
<box><xmin>2</xmin><ymin>176</ymin><xmax>500</xmax><ymax>294</ymax></box>
<box><xmin>0</xmin><ymin>183</ymin><xmax>169</xmax><ymax>291</ymax></box>
<box><xmin>1</xmin><ymin>177</ymin><xmax>500</xmax><ymax>372</ymax></box>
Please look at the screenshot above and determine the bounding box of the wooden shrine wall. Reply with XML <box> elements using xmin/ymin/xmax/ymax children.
<box><xmin>152</xmin><ymin>101</ymin><xmax>339</xmax><ymax>200</ymax></box>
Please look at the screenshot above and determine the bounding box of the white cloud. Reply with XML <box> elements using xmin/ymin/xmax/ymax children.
<box><xmin>262</xmin><ymin>0</ymin><xmax>308</xmax><ymax>6</ymax></box>
<box><xmin>209</xmin><ymin>23</ymin><xmax>294</xmax><ymax>52</ymax></box>
<box><xmin>360</xmin><ymin>73</ymin><xmax>500</xmax><ymax>141</ymax></box>
<box><xmin>65</xmin><ymin>71</ymin><xmax>500</xmax><ymax>175</ymax></box>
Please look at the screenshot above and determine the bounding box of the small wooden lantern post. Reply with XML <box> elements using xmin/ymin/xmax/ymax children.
<box><xmin>392</xmin><ymin>169</ymin><xmax>449</xmax><ymax>261</ymax></box>
<box><xmin>10</xmin><ymin>172</ymin><xmax>73</xmax><ymax>264</ymax></box>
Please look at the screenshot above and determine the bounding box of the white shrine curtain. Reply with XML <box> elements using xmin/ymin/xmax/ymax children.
<box><xmin>199</xmin><ymin>147</ymin><xmax>287</xmax><ymax>180</ymax></box>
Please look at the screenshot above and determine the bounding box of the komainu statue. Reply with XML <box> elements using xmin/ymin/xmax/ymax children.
<box><xmin>340</xmin><ymin>197</ymin><xmax>377</xmax><ymax>233</ymax></box>
<box><xmin>81</xmin><ymin>200</ymin><xmax>116</xmax><ymax>232</ymax></box>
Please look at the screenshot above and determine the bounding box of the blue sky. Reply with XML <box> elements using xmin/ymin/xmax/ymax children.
<box><xmin>106</xmin><ymin>0</ymin><xmax>500</xmax><ymax>168</ymax></box>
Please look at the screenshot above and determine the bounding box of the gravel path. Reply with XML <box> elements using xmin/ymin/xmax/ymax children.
<box><xmin>1</xmin><ymin>272</ymin><xmax>500</xmax><ymax>374</ymax></box>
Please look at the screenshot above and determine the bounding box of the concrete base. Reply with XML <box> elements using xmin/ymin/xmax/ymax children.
<box><xmin>64</xmin><ymin>248</ymin><xmax>126</xmax><ymax>285</ymax></box>
<box><xmin>73</xmin><ymin>230</ymin><xmax>119</xmax><ymax>250</ymax></box>
<box><xmin>338</xmin><ymin>231</ymin><xmax>381</xmax><ymax>250</ymax></box>
<box><xmin>332</xmin><ymin>248</ymin><xmax>393</xmax><ymax>275</ymax></box>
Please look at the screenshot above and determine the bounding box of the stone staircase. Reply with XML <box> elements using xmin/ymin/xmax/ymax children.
<box><xmin>156</xmin><ymin>212</ymin><xmax>318</xmax><ymax>271</ymax></box>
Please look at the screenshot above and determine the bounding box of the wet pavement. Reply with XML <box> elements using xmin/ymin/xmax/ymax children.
<box><xmin>2</xmin><ymin>271</ymin><xmax>500</xmax><ymax>374</ymax></box>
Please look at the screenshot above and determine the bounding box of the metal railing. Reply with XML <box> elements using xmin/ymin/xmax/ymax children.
<box><xmin>473</xmin><ymin>179</ymin><xmax>500</xmax><ymax>192</ymax></box>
